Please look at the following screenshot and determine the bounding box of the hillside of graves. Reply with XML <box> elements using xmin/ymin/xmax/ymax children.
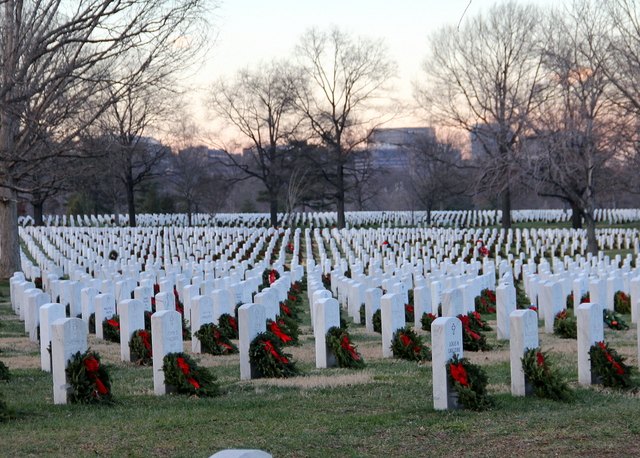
<box><xmin>1</xmin><ymin>212</ymin><xmax>640</xmax><ymax>457</ymax></box>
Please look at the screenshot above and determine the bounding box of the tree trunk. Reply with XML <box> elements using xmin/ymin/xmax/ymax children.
<box><xmin>501</xmin><ymin>187</ymin><xmax>512</xmax><ymax>229</ymax></box>
<box><xmin>336</xmin><ymin>163</ymin><xmax>346</xmax><ymax>229</ymax></box>
<box><xmin>33</xmin><ymin>199</ymin><xmax>44</xmax><ymax>226</ymax></box>
<box><xmin>570</xmin><ymin>200</ymin><xmax>582</xmax><ymax>229</ymax></box>
<box><xmin>426</xmin><ymin>207</ymin><xmax>432</xmax><ymax>226</ymax></box>
<box><xmin>0</xmin><ymin>185</ymin><xmax>21</xmax><ymax>279</ymax></box>
<box><xmin>270</xmin><ymin>196</ymin><xmax>278</xmax><ymax>228</ymax></box>
<box><xmin>126</xmin><ymin>177</ymin><xmax>136</xmax><ymax>227</ymax></box>
<box><xmin>584</xmin><ymin>213</ymin><xmax>598</xmax><ymax>254</ymax></box>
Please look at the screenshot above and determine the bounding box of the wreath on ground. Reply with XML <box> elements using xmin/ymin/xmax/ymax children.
<box><xmin>0</xmin><ymin>361</ymin><xmax>10</xmax><ymax>382</ymax></box>
<box><xmin>261</xmin><ymin>268</ymin><xmax>279</xmax><ymax>289</ymax></box>
<box><xmin>475</xmin><ymin>289</ymin><xmax>496</xmax><ymax>314</ymax></box>
<box><xmin>372</xmin><ymin>309</ymin><xmax>382</xmax><ymax>333</ymax></box>
<box><xmin>326</xmin><ymin>326</ymin><xmax>365</xmax><ymax>369</ymax></box>
<box><xmin>420</xmin><ymin>312</ymin><xmax>438</xmax><ymax>331</ymax></box>
<box><xmin>359</xmin><ymin>304</ymin><xmax>366</xmax><ymax>325</ymax></box>
<box><xmin>129</xmin><ymin>330</ymin><xmax>153</xmax><ymax>365</ymax></box>
<box><xmin>194</xmin><ymin>323</ymin><xmax>238</xmax><ymax>355</ymax></box>
<box><xmin>603</xmin><ymin>309</ymin><xmax>629</xmax><ymax>330</ymax></box>
<box><xmin>553</xmin><ymin>310</ymin><xmax>577</xmax><ymax>339</ymax></box>
<box><xmin>249</xmin><ymin>332</ymin><xmax>300</xmax><ymax>378</ymax></box>
<box><xmin>162</xmin><ymin>352</ymin><xmax>220</xmax><ymax>397</ymax></box>
<box><xmin>447</xmin><ymin>354</ymin><xmax>493</xmax><ymax>411</ymax></box>
<box><xmin>521</xmin><ymin>348</ymin><xmax>573</xmax><ymax>402</ymax></box>
<box><xmin>390</xmin><ymin>326</ymin><xmax>431</xmax><ymax>361</ymax></box>
<box><xmin>269</xmin><ymin>316</ymin><xmax>299</xmax><ymax>345</ymax></box>
<box><xmin>66</xmin><ymin>350</ymin><xmax>115</xmax><ymax>405</ymax></box>
<box><xmin>589</xmin><ymin>341</ymin><xmax>634</xmax><ymax>388</ymax></box>
<box><xmin>467</xmin><ymin>311</ymin><xmax>492</xmax><ymax>333</ymax></box>
<box><xmin>102</xmin><ymin>316</ymin><xmax>120</xmax><ymax>343</ymax></box>
<box><xmin>108</xmin><ymin>250</ymin><xmax>118</xmax><ymax>261</ymax></box>
<box><xmin>614</xmin><ymin>291</ymin><xmax>631</xmax><ymax>315</ymax></box>
<box><xmin>458</xmin><ymin>314</ymin><xmax>492</xmax><ymax>351</ymax></box>
<box><xmin>218</xmin><ymin>313</ymin><xmax>239</xmax><ymax>339</ymax></box>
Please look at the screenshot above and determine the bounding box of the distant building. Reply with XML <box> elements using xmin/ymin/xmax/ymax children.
<box><xmin>367</xmin><ymin>127</ymin><xmax>436</xmax><ymax>169</ymax></box>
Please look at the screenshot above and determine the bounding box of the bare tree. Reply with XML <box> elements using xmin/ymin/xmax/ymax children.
<box><xmin>294</xmin><ymin>27</ymin><xmax>398</xmax><ymax>228</ymax></box>
<box><xmin>209</xmin><ymin>61</ymin><xmax>302</xmax><ymax>227</ymax></box>
<box><xmin>527</xmin><ymin>0</ymin><xmax>623</xmax><ymax>253</ymax></box>
<box><xmin>417</xmin><ymin>0</ymin><xmax>545</xmax><ymax>229</ymax></box>
<box><xmin>0</xmin><ymin>0</ymin><xmax>216</xmax><ymax>278</ymax></box>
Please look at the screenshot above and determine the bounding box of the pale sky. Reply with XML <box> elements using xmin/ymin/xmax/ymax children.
<box><xmin>192</xmin><ymin>0</ymin><xmax>556</xmax><ymax>143</ymax></box>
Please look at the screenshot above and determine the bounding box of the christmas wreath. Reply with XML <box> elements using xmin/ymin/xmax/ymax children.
<box><xmin>372</xmin><ymin>309</ymin><xmax>382</xmax><ymax>333</ymax></box>
<box><xmin>268</xmin><ymin>316</ymin><xmax>299</xmax><ymax>345</ymax></box>
<box><xmin>566</xmin><ymin>294</ymin><xmax>574</xmax><ymax>310</ymax></box>
<box><xmin>218</xmin><ymin>313</ymin><xmax>239</xmax><ymax>340</ymax></box>
<box><xmin>162</xmin><ymin>352</ymin><xmax>220</xmax><ymax>397</ymax></box>
<box><xmin>359</xmin><ymin>304</ymin><xmax>366</xmax><ymax>325</ymax></box>
<box><xmin>447</xmin><ymin>354</ymin><xmax>493</xmax><ymax>411</ymax></box>
<box><xmin>390</xmin><ymin>326</ymin><xmax>432</xmax><ymax>361</ymax></box>
<box><xmin>326</xmin><ymin>326</ymin><xmax>365</xmax><ymax>369</ymax></box>
<box><xmin>248</xmin><ymin>332</ymin><xmax>300</xmax><ymax>378</ymax></box>
<box><xmin>589</xmin><ymin>341</ymin><xmax>634</xmax><ymax>388</ymax></box>
<box><xmin>261</xmin><ymin>268</ymin><xmax>279</xmax><ymax>289</ymax></box>
<box><xmin>603</xmin><ymin>308</ymin><xmax>629</xmax><ymax>330</ymax></box>
<box><xmin>458</xmin><ymin>314</ymin><xmax>492</xmax><ymax>351</ymax></box>
<box><xmin>405</xmin><ymin>302</ymin><xmax>415</xmax><ymax>324</ymax></box>
<box><xmin>521</xmin><ymin>348</ymin><xmax>573</xmax><ymax>402</ymax></box>
<box><xmin>467</xmin><ymin>311</ymin><xmax>492</xmax><ymax>333</ymax></box>
<box><xmin>0</xmin><ymin>361</ymin><xmax>10</xmax><ymax>381</ymax></box>
<box><xmin>108</xmin><ymin>250</ymin><xmax>118</xmax><ymax>261</ymax></box>
<box><xmin>475</xmin><ymin>289</ymin><xmax>496</xmax><ymax>314</ymax></box>
<box><xmin>340</xmin><ymin>308</ymin><xmax>349</xmax><ymax>330</ymax></box>
<box><xmin>129</xmin><ymin>330</ymin><xmax>153</xmax><ymax>365</ymax></box>
<box><xmin>66</xmin><ymin>350</ymin><xmax>115</xmax><ymax>405</ymax></box>
<box><xmin>420</xmin><ymin>312</ymin><xmax>438</xmax><ymax>331</ymax></box>
<box><xmin>516</xmin><ymin>288</ymin><xmax>531</xmax><ymax>309</ymax></box>
<box><xmin>553</xmin><ymin>310</ymin><xmax>577</xmax><ymax>339</ymax></box>
<box><xmin>102</xmin><ymin>316</ymin><xmax>120</xmax><ymax>343</ymax></box>
<box><xmin>194</xmin><ymin>323</ymin><xmax>238</xmax><ymax>355</ymax></box>
<box><xmin>614</xmin><ymin>291</ymin><xmax>631</xmax><ymax>315</ymax></box>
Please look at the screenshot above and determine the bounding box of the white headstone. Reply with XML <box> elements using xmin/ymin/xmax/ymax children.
<box><xmin>51</xmin><ymin>318</ymin><xmax>87</xmax><ymax>404</ymax></box>
<box><xmin>381</xmin><ymin>293</ymin><xmax>405</xmax><ymax>358</ymax></box>
<box><xmin>152</xmin><ymin>310</ymin><xmax>184</xmax><ymax>395</ymax></box>
<box><xmin>119</xmin><ymin>299</ymin><xmax>146</xmax><ymax>362</ymax></box>
<box><xmin>509</xmin><ymin>309</ymin><xmax>539</xmax><ymax>396</ymax></box>
<box><xmin>577</xmin><ymin>302</ymin><xmax>604</xmax><ymax>386</ymax></box>
<box><xmin>239</xmin><ymin>303</ymin><xmax>266</xmax><ymax>380</ymax></box>
<box><xmin>432</xmin><ymin>316</ymin><xmax>463</xmax><ymax>410</ymax></box>
<box><xmin>314</xmin><ymin>298</ymin><xmax>341</xmax><ymax>368</ymax></box>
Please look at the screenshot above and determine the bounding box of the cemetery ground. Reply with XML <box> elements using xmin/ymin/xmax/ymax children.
<box><xmin>1</xmin><ymin>282</ymin><xmax>640</xmax><ymax>457</ymax></box>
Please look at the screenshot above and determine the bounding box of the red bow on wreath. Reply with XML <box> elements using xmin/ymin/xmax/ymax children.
<box><xmin>459</xmin><ymin>315</ymin><xmax>481</xmax><ymax>340</ymax></box>
<box><xmin>138</xmin><ymin>330</ymin><xmax>152</xmax><ymax>356</ymax></box>
<box><xmin>597</xmin><ymin>342</ymin><xmax>625</xmax><ymax>375</ymax></box>
<box><xmin>269</xmin><ymin>321</ymin><xmax>292</xmax><ymax>343</ymax></box>
<box><xmin>83</xmin><ymin>356</ymin><xmax>108</xmax><ymax>394</ymax></box>
<box><xmin>107</xmin><ymin>319</ymin><xmax>120</xmax><ymax>331</ymax></box>
<box><xmin>176</xmin><ymin>357</ymin><xmax>200</xmax><ymax>388</ymax></box>
<box><xmin>269</xmin><ymin>270</ymin><xmax>278</xmax><ymax>284</ymax></box>
<box><xmin>261</xmin><ymin>340</ymin><xmax>289</xmax><ymax>364</ymax></box>
<box><xmin>450</xmin><ymin>362</ymin><xmax>469</xmax><ymax>387</ymax></box>
<box><xmin>214</xmin><ymin>329</ymin><xmax>233</xmax><ymax>350</ymax></box>
<box><xmin>340</xmin><ymin>335</ymin><xmax>360</xmax><ymax>360</ymax></box>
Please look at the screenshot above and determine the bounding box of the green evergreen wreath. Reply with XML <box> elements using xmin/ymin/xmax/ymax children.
<box><xmin>447</xmin><ymin>354</ymin><xmax>493</xmax><ymax>411</ymax></box>
<box><xmin>603</xmin><ymin>309</ymin><xmax>629</xmax><ymax>330</ymax></box>
<box><xmin>589</xmin><ymin>342</ymin><xmax>634</xmax><ymax>388</ymax></box>
<box><xmin>267</xmin><ymin>318</ymin><xmax>298</xmax><ymax>346</ymax></box>
<box><xmin>521</xmin><ymin>348</ymin><xmax>573</xmax><ymax>402</ymax></box>
<box><xmin>102</xmin><ymin>316</ymin><xmax>120</xmax><ymax>343</ymax></box>
<box><xmin>420</xmin><ymin>312</ymin><xmax>437</xmax><ymax>331</ymax></box>
<box><xmin>194</xmin><ymin>323</ymin><xmax>238</xmax><ymax>355</ymax></box>
<box><xmin>614</xmin><ymin>291</ymin><xmax>632</xmax><ymax>315</ymax></box>
<box><xmin>88</xmin><ymin>313</ymin><xmax>96</xmax><ymax>334</ymax></box>
<box><xmin>359</xmin><ymin>304</ymin><xmax>366</xmax><ymax>325</ymax></box>
<box><xmin>390</xmin><ymin>326</ymin><xmax>431</xmax><ymax>361</ymax></box>
<box><xmin>553</xmin><ymin>310</ymin><xmax>577</xmax><ymax>339</ymax></box>
<box><xmin>0</xmin><ymin>361</ymin><xmax>10</xmax><ymax>381</ymax></box>
<box><xmin>458</xmin><ymin>314</ymin><xmax>492</xmax><ymax>351</ymax></box>
<box><xmin>467</xmin><ymin>311</ymin><xmax>492</xmax><ymax>333</ymax></box>
<box><xmin>261</xmin><ymin>268</ymin><xmax>280</xmax><ymax>289</ymax></box>
<box><xmin>218</xmin><ymin>313</ymin><xmax>239</xmax><ymax>339</ymax></box>
<box><xmin>162</xmin><ymin>352</ymin><xmax>220</xmax><ymax>397</ymax></box>
<box><xmin>248</xmin><ymin>332</ymin><xmax>300</xmax><ymax>378</ymax></box>
<box><xmin>66</xmin><ymin>350</ymin><xmax>116</xmax><ymax>405</ymax></box>
<box><xmin>129</xmin><ymin>330</ymin><xmax>153</xmax><ymax>365</ymax></box>
<box><xmin>475</xmin><ymin>289</ymin><xmax>496</xmax><ymax>314</ymax></box>
<box><xmin>326</xmin><ymin>326</ymin><xmax>365</xmax><ymax>369</ymax></box>
<box><xmin>372</xmin><ymin>309</ymin><xmax>382</xmax><ymax>333</ymax></box>
<box><xmin>404</xmin><ymin>302</ymin><xmax>415</xmax><ymax>324</ymax></box>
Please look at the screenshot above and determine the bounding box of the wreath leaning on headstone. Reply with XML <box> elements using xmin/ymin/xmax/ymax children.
<box><xmin>372</xmin><ymin>309</ymin><xmax>382</xmax><ymax>333</ymax></box>
<box><xmin>553</xmin><ymin>310</ymin><xmax>577</xmax><ymax>339</ymax></box>
<box><xmin>458</xmin><ymin>314</ymin><xmax>492</xmax><ymax>351</ymax></box>
<box><xmin>446</xmin><ymin>354</ymin><xmax>493</xmax><ymax>411</ymax></box>
<box><xmin>326</xmin><ymin>326</ymin><xmax>365</xmax><ymax>369</ymax></box>
<box><xmin>420</xmin><ymin>312</ymin><xmax>438</xmax><ymax>331</ymax></box>
<box><xmin>267</xmin><ymin>318</ymin><xmax>298</xmax><ymax>346</ymax></box>
<box><xmin>129</xmin><ymin>330</ymin><xmax>153</xmax><ymax>365</ymax></box>
<box><xmin>390</xmin><ymin>326</ymin><xmax>432</xmax><ymax>361</ymax></box>
<box><xmin>194</xmin><ymin>323</ymin><xmax>238</xmax><ymax>355</ymax></box>
<box><xmin>162</xmin><ymin>352</ymin><xmax>220</xmax><ymax>397</ymax></box>
<box><xmin>589</xmin><ymin>341</ymin><xmax>634</xmax><ymax>389</ymax></box>
<box><xmin>66</xmin><ymin>350</ymin><xmax>116</xmax><ymax>405</ymax></box>
<box><xmin>614</xmin><ymin>291</ymin><xmax>631</xmax><ymax>315</ymax></box>
<box><xmin>521</xmin><ymin>348</ymin><xmax>573</xmax><ymax>402</ymax></box>
<box><xmin>249</xmin><ymin>332</ymin><xmax>300</xmax><ymax>378</ymax></box>
<box><xmin>102</xmin><ymin>316</ymin><xmax>120</xmax><ymax>343</ymax></box>
<box><xmin>217</xmin><ymin>313</ymin><xmax>239</xmax><ymax>340</ymax></box>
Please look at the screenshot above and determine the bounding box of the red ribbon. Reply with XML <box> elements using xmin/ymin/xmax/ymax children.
<box><xmin>269</xmin><ymin>270</ymin><xmax>277</xmax><ymax>284</ymax></box>
<box><xmin>214</xmin><ymin>330</ymin><xmax>233</xmax><ymax>350</ymax></box>
<box><xmin>138</xmin><ymin>330</ymin><xmax>152</xmax><ymax>356</ymax></box>
<box><xmin>228</xmin><ymin>316</ymin><xmax>238</xmax><ymax>330</ymax></box>
<box><xmin>83</xmin><ymin>356</ymin><xmax>108</xmax><ymax>394</ymax></box>
<box><xmin>281</xmin><ymin>304</ymin><xmax>291</xmax><ymax>316</ymax></box>
<box><xmin>288</xmin><ymin>294</ymin><xmax>297</xmax><ymax>301</ymax></box>
<box><xmin>340</xmin><ymin>335</ymin><xmax>360</xmax><ymax>360</ymax></box>
<box><xmin>261</xmin><ymin>340</ymin><xmax>289</xmax><ymax>364</ymax></box>
<box><xmin>450</xmin><ymin>363</ymin><xmax>469</xmax><ymax>387</ymax></box>
<box><xmin>406</xmin><ymin>304</ymin><xmax>414</xmax><ymax>313</ymax></box>
<box><xmin>487</xmin><ymin>290</ymin><xmax>496</xmax><ymax>302</ymax></box>
<box><xmin>176</xmin><ymin>357</ymin><xmax>200</xmax><ymax>388</ymax></box>
<box><xmin>269</xmin><ymin>321</ymin><xmax>292</xmax><ymax>343</ymax></box>
<box><xmin>107</xmin><ymin>319</ymin><xmax>120</xmax><ymax>331</ymax></box>
<box><xmin>597</xmin><ymin>342</ymin><xmax>625</xmax><ymax>375</ymax></box>
<box><xmin>460</xmin><ymin>315</ymin><xmax>481</xmax><ymax>340</ymax></box>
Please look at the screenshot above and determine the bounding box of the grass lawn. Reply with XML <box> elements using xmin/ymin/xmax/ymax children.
<box><xmin>1</xmin><ymin>281</ymin><xmax>640</xmax><ymax>457</ymax></box>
